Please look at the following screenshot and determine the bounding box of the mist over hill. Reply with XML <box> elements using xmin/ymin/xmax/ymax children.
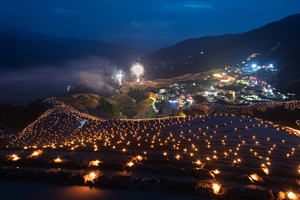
<box><xmin>0</xmin><ymin>32</ymin><xmax>143</xmax><ymax>104</ymax></box>
<box><xmin>143</xmin><ymin>14</ymin><xmax>300</xmax><ymax>96</ymax></box>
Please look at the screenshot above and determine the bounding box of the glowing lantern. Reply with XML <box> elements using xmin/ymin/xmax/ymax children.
<box><xmin>28</xmin><ymin>150</ymin><xmax>43</xmax><ymax>158</ymax></box>
<box><xmin>194</xmin><ymin>160</ymin><xmax>202</xmax><ymax>165</ymax></box>
<box><xmin>287</xmin><ymin>192</ymin><xmax>297</xmax><ymax>200</ymax></box>
<box><xmin>54</xmin><ymin>157</ymin><xmax>63</xmax><ymax>163</ymax></box>
<box><xmin>8</xmin><ymin>154</ymin><xmax>20</xmax><ymax>161</ymax></box>
<box><xmin>83</xmin><ymin>170</ymin><xmax>101</xmax><ymax>184</ymax></box>
<box><xmin>248</xmin><ymin>173</ymin><xmax>263</xmax><ymax>183</ymax></box>
<box><xmin>212</xmin><ymin>183</ymin><xmax>222</xmax><ymax>195</ymax></box>
<box><xmin>212</xmin><ymin>169</ymin><xmax>220</xmax><ymax>175</ymax></box>
<box><xmin>135</xmin><ymin>155</ymin><xmax>143</xmax><ymax>161</ymax></box>
<box><xmin>89</xmin><ymin>160</ymin><xmax>101</xmax><ymax>167</ymax></box>
<box><xmin>175</xmin><ymin>154</ymin><xmax>181</xmax><ymax>160</ymax></box>
<box><xmin>261</xmin><ymin>167</ymin><xmax>269</xmax><ymax>175</ymax></box>
<box><xmin>127</xmin><ymin>161</ymin><xmax>134</xmax><ymax>167</ymax></box>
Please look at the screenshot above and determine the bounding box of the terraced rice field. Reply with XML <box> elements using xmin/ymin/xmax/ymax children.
<box><xmin>0</xmin><ymin>101</ymin><xmax>299</xmax><ymax>199</ymax></box>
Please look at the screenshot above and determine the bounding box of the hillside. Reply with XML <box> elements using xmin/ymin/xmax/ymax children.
<box><xmin>143</xmin><ymin>14</ymin><xmax>300</xmax><ymax>96</ymax></box>
<box><xmin>0</xmin><ymin>33</ymin><xmax>142</xmax><ymax>68</ymax></box>
<box><xmin>1</xmin><ymin>100</ymin><xmax>299</xmax><ymax>199</ymax></box>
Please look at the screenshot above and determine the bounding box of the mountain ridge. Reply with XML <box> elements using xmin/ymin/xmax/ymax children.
<box><xmin>143</xmin><ymin>13</ymin><xmax>300</xmax><ymax>96</ymax></box>
<box><xmin>0</xmin><ymin>32</ymin><xmax>143</xmax><ymax>69</ymax></box>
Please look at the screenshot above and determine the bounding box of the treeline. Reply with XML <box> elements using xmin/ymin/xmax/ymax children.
<box><xmin>0</xmin><ymin>100</ymin><xmax>44</xmax><ymax>129</ymax></box>
<box><xmin>255</xmin><ymin>107</ymin><xmax>300</xmax><ymax>128</ymax></box>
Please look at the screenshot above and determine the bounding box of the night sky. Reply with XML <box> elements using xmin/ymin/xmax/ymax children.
<box><xmin>1</xmin><ymin>0</ymin><xmax>300</xmax><ymax>50</ymax></box>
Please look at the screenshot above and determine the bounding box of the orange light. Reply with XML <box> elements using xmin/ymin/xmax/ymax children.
<box><xmin>212</xmin><ymin>183</ymin><xmax>222</xmax><ymax>195</ymax></box>
<box><xmin>54</xmin><ymin>157</ymin><xmax>63</xmax><ymax>163</ymax></box>
<box><xmin>194</xmin><ymin>160</ymin><xmax>202</xmax><ymax>165</ymax></box>
<box><xmin>261</xmin><ymin>167</ymin><xmax>269</xmax><ymax>175</ymax></box>
<box><xmin>89</xmin><ymin>160</ymin><xmax>101</xmax><ymax>167</ymax></box>
<box><xmin>127</xmin><ymin>161</ymin><xmax>134</xmax><ymax>167</ymax></box>
<box><xmin>212</xmin><ymin>169</ymin><xmax>220</xmax><ymax>175</ymax></box>
<box><xmin>135</xmin><ymin>155</ymin><xmax>143</xmax><ymax>161</ymax></box>
<box><xmin>28</xmin><ymin>150</ymin><xmax>43</xmax><ymax>158</ymax></box>
<box><xmin>83</xmin><ymin>170</ymin><xmax>101</xmax><ymax>184</ymax></box>
<box><xmin>248</xmin><ymin>173</ymin><xmax>263</xmax><ymax>183</ymax></box>
<box><xmin>8</xmin><ymin>154</ymin><xmax>20</xmax><ymax>161</ymax></box>
<box><xmin>287</xmin><ymin>192</ymin><xmax>297</xmax><ymax>200</ymax></box>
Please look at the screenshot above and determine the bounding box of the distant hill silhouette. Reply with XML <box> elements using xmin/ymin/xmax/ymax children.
<box><xmin>0</xmin><ymin>33</ymin><xmax>142</xmax><ymax>68</ymax></box>
<box><xmin>143</xmin><ymin>14</ymin><xmax>300</xmax><ymax>96</ymax></box>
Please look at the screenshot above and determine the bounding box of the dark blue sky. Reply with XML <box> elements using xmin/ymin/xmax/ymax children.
<box><xmin>1</xmin><ymin>0</ymin><xmax>300</xmax><ymax>50</ymax></box>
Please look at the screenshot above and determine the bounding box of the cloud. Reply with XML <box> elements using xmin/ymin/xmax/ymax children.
<box><xmin>164</xmin><ymin>1</ymin><xmax>215</xmax><ymax>10</ymax></box>
<box><xmin>130</xmin><ymin>21</ymin><xmax>143</xmax><ymax>29</ymax></box>
<box><xmin>51</xmin><ymin>8</ymin><xmax>74</xmax><ymax>15</ymax></box>
<box><xmin>183</xmin><ymin>3</ymin><xmax>215</xmax><ymax>9</ymax></box>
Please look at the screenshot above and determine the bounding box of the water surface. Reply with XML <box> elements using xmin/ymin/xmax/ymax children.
<box><xmin>0</xmin><ymin>181</ymin><xmax>204</xmax><ymax>200</ymax></box>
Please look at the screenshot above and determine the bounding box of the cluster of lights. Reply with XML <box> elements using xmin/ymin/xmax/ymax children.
<box><xmin>126</xmin><ymin>155</ymin><xmax>143</xmax><ymax>168</ymax></box>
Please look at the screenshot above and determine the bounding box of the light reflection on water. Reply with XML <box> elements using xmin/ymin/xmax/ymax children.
<box><xmin>57</xmin><ymin>186</ymin><xmax>116</xmax><ymax>200</ymax></box>
<box><xmin>0</xmin><ymin>181</ymin><xmax>204</xmax><ymax>200</ymax></box>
